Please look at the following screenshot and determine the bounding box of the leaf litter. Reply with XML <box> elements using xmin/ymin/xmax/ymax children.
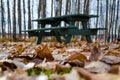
<box><xmin>0</xmin><ymin>41</ymin><xmax>119</xmax><ymax>80</ymax></box>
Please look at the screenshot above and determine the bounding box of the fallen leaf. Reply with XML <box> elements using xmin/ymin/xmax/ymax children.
<box><xmin>108</xmin><ymin>66</ymin><xmax>120</xmax><ymax>74</ymax></box>
<box><xmin>101</xmin><ymin>55</ymin><xmax>120</xmax><ymax>65</ymax></box>
<box><xmin>68</xmin><ymin>59</ymin><xmax>85</xmax><ymax>67</ymax></box>
<box><xmin>55</xmin><ymin>64</ymin><xmax>71</xmax><ymax>72</ymax></box>
<box><xmin>84</xmin><ymin>61</ymin><xmax>110</xmax><ymax>73</ymax></box>
<box><xmin>35</xmin><ymin>44</ymin><xmax>54</xmax><ymax>61</ymax></box>
<box><xmin>106</xmin><ymin>50</ymin><xmax>120</xmax><ymax>57</ymax></box>
<box><xmin>89</xmin><ymin>45</ymin><xmax>103</xmax><ymax>61</ymax></box>
<box><xmin>22</xmin><ymin>62</ymin><xmax>35</xmax><ymax>70</ymax></box>
<box><xmin>36</xmin><ymin>62</ymin><xmax>59</xmax><ymax>70</ymax></box>
<box><xmin>67</xmin><ymin>52</ymin><xmax>87</xmax><ymax>62</ymax></box>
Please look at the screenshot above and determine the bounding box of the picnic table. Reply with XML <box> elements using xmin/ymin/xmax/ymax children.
<box><xmin>23</xmin><ymin>14</ymin><xmax>106</xmax><ymax>44</ymax></box>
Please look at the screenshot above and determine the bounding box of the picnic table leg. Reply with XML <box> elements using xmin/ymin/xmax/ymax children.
<box><xmin>64</xmin><ymin>35</ymin><xmax>72</xmax><ymax>44</ymax></box>
<box><xmin>82</xmin><ymin>21</ymin><xmax>92</xmax><ymax>43</ymax></box>
<box><xmin>55</xmin><ymin>36</ymin><xmax>62</xmax><ymax>43</ymax></box>
<box><xmin>36</xmin><ymin>32</ymin><xmax>43</xmax><ymax>44</ymax></box>
<box><xmin>86</xmin><ymin>35</ymin><xmax>92</xmax><ymax>43</ymax></box>
<box><xmin>54</xmin><ymin>30</ymin><xmax>62</xmax><ymax>43</ymax></box>
<box><xmin>36</xmin><ymin>36</ymin><xmax>42</xmax><ymax>44</ymax></box>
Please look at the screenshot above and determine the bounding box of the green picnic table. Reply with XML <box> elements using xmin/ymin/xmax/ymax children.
<box><xmin>23</xmin><ymin>14</ymin><xmax>106</xmax><ymax>44</ymax></box>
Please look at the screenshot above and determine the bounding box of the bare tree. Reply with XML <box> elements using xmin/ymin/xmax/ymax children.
<box><xmin>77</xmin><ymin>0</ymin><xmax>80</xmax><ymax>13</ymax></box>
<box><xmin>13</xmin><ymin>0</ymin><xmax>17</xmax><ymax>41</ymax></box>
<box><xmin>55</xmin><ymin>0</ymin><xmax>62</xmax><ymax>16</ymax></box>
<box><xmin>23</xmin><ymin>0</ymin><xmax>26</xmax><ymax>39</ymax></box>
<box><xmin>115</xmin><ymin>0</ymin><xmax>119</xmax><ymax>40</ymax></box>
<box><xmin>96</xmin><ymin>0</ymin><xmax>99</xmax><ymax>29</ymax></box>
<box><xmin>84</xmin><ymin>0</ymin><xmax>89</xmax><ymax>14</ymax></box>
<box><xmin>18</xmin><ymin>0</ymin><xmax>22</xmax><ymax>38</ymax></box>
<box><xmin>38</xmin><ymin>0</ymin><xmax>41</xmax><ymax>18</ymax></box>
<box><xmin>1</xmin><ymin>0</ymin><xmax>5</xmax><ymax>38</ymax></box>
<box><xmin>108</xmin><ymin>0</ymin><xmax>116</xmax><ymax>41</ymax></box>
<box><xmin>105</xmin><ymin>0</ymin><xmax>109</xmax><ymax>41</ymax></box>
<box><xmin>7</xmin><ymin>0</ymin><xmax>11</xmax><ymax>37</ymax></box>
<box><xmin>28</xmin><ymin>0</ymin><xmax>31</xmax><ymax>29</ymax></box>
<box><xmin>51</xmin><ymin>0</ymin><xmax>53</xmax><ymax>16</ymax></box>
<box><xmin>41</xmin><ymin>0</ymin><xmax>46</xmax><ymax>18</ymax></box>
<box><xmin>65</xmin><ymin>0</ymin><xmax>69</xmax><ymax>14</ymax></box>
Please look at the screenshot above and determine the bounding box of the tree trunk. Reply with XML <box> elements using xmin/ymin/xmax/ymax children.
<box><xmin>41</xmin><ymin>0</ymin><xmax>46</xmax><ymax>18</ymax></box>
<box><xmin>65</xmin><ymin>0</ymin><xmax>69</xmax><ymax>15</ymax></box>
<box><xmin>84</xmin><ymin>0</ymin><xmax>89</xmax><ymax>14</ymax></box>
<box><xmin>108</xmin><ymin>0</ymin><xmax>115</xmax><ymax>42</ymax></box>
<box><xmin>23</xmin><ymin>0</ymin><xmax>26</xmax><ymax>39</ymax></box>
<box><xmin>115</xmin><ymin>0</ymin><xmax>119</xmax><ymax>40</ymax></box>
<box><xmin>96</xmin><ymin>0</ymin><xmax>99</xmax><ymax>28</ymax></box>
<box><xmin>51</xmin><ymin>0</ymin><xmax>53</xmax><ymax>17</ymax></box>
<box><xmin>28</xmin><ymin>0</ymin><xmax>31</xmax><ymax>29</ymax></box>
<box><xmin>38</xmin><ymin>0</ymin><xmax>41</xmax><ymax>18</ymax></box>
<box><xmin>32</xmin><ymin>0</ymin><xmax>34</xmax><ymax>28</ymax></box>
<box><xmin>55</xmin><ymin>0</ymin><xmax>62</xmax><ymax>16</ymax></box>
<box><xmin>105</xmin><ymin>0</ymin><xmax>109</xmax><ymax>41</ymax></box>
<box><xmin>1</xmin><ymin>0</ymin><xmax>5</xmax><ymax>38</ymax></box>
<box><xmin>18</xmin><ymin>0</ymin><xmax>22</xmax><ymax>38</ymax></box>
<box><xmin>7</xmin><ymin>0</ymin><xmax>11</xmax><ymax>38</ymax></box>
<box><xmin>13</xmin><ymin>0</ymin><xmax>17</xmax><ymax>41</ymax></box>
<box><xmin>77</xmin><ymin>0</ymin><xmax>80</xmax><ymax>13</ymax></box>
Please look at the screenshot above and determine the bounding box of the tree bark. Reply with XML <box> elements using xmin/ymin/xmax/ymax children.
<box><xmin>51</xmin><ymin>0</ymin><xmax>53</xmax><ymax>17</ymax></box>
<box><xmin>105</xmin><ymin>0</ymin><xmax>109</xmax><ymax>41</ymax></box>
<box><xmin>18</xmin><ymin>0</ymin><xmax>22</xmax><ymax>38</ymax></box>
<box><xmin>115</xmin><ymin>0</ymin><xmax>119</xmax><ymax>40</ymax></box>
<box><xmin>23</xmin><ymin>0</ymin><xmax>26</xmax><ymax>39</ymax></box>
<box><xmin>28</xmin><ymin>0</ymin><xmax>31</xmax><ymax>29</ymax></box>
<box><xmin>1</xmin><ymin>0</ymin><xmax>5</xmax><ymax>38</ymax></box>
<box><xmin>38</xmin><ymin>0</ymin><xmax>41</xmax><ymax>18</ymax></box>
<box><xmin>7</xmin><ymin>0</ymin><xmax>11</xmax><ymax>38</ymax></box>
<box><xmin>13</xmin><ymin>0</ymin><xmax>17</xmax><ymax>41</ymax></box>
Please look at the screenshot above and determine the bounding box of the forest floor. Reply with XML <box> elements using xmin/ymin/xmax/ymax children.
<box><xmin>0</xmin><ymin>40</ymin><xmax>120</xmax><ymax>80</ymax></box>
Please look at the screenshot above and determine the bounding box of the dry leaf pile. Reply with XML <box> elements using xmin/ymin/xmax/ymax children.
<box><xmin>0</xmin><ymin>41</ymin><xmax>119</xmax><ymax>80</ymax></box>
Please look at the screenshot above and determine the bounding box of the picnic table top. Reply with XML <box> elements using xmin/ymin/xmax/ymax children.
<box><xmin>32</xmin><ymin>14</ymin><xmax>98</xmax><ymax>24</ymax></box>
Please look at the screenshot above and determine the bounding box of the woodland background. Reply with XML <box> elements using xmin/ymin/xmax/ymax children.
<box><xmin>0</xmin><ymin>0</ymin><xmax>120</xmax><ymax>42</ymax></box>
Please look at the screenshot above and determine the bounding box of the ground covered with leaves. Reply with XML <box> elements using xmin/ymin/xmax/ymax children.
<box><xmin>0</xmin><ymin>41</ymin><xmax>120</xmax><ymax>80</ymax></box>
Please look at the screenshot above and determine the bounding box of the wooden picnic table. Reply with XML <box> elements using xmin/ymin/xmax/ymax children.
<box><xmin>23</xmin><ymin>14</ymin><xmax>106</xmax><ymax>44</ymax></box>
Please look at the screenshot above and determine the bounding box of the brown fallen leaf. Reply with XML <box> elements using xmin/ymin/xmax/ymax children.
<box><xmin>68</xmin><ymin>59</ymin><xmax>84</xmax><ymax>67</ymax></box>
<box><xmin>35</xmin><ymin>44</ymin><xmax>54</xmax><ymax>61</ymax></box>
<box><xmin>89</xmin><ymin>44</ymin><xmax>103</xmax><ymax>61</ymax></box>
<box><xmin>106</xmin><ymin>50</ymin><xmax>120</xmax><ymax>57</ymax></box>
<box><xmin>58</xmin><ymin>48</ymin><xmax>66</xmax><ymax>54</ymax></box>
<box><xmin>108</xmin><ymin>66</ymin><xmax>120</xmax><ymax>74</ymax></box>
<box><xmin>67</xmin><ymin>52</ymin><xmax>87</xmax><ymax>63</ymax></box>
<box><xmin>55</xmin><ymin>64</ymin><xmax>71</xmax><ymax>72</ymax></box>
